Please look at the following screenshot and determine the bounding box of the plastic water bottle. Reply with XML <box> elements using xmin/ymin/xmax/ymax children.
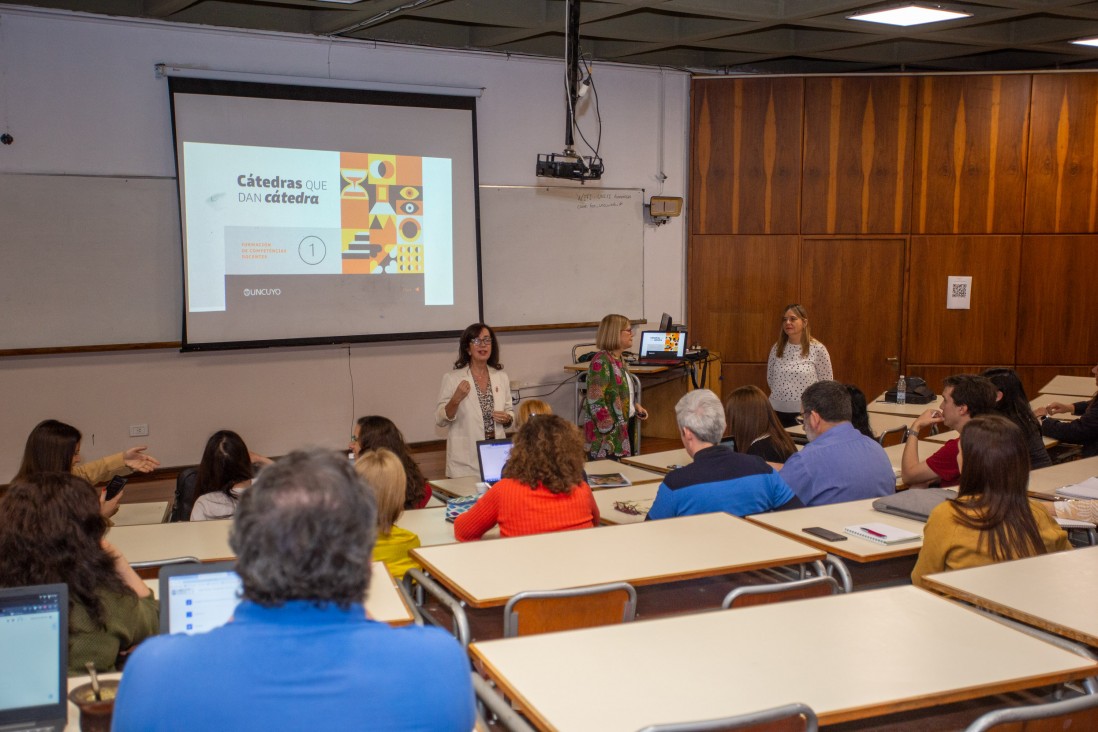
<box><xmin>896</xmin><ymin>375</ymin><xmax>907</xmax><ymax>405</ymax></box>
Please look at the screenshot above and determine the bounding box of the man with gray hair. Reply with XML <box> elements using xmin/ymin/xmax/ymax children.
<box><xmin>647</xmin><ymin>389</ymin><xmax>801</xmax><ymax>520</ymax></box>
<box><xmin>779</xmin><ymin>380</ymin><xmax>896</xmax><ymax>506</ymax></box>
<box><xmin>114</xmin><ymin>448</ymin><xmax>475</xmax><ymax>731</ymax></box>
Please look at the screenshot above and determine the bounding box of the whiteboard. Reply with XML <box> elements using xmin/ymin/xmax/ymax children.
<box><xmin>479</xmin><ymin>186</ymin><xmax>645</xmax><ymax>327</ymax></box>
<box><xmin>0</xmin><ymin>174</ymin><xmax>182</xmax><ymax>350</ymax></box>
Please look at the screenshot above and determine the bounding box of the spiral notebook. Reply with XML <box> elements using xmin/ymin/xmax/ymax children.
<box><xmin>843</xmin><ymin>523</ymin><xmax>920</xmax><ymax>545</ymax></box>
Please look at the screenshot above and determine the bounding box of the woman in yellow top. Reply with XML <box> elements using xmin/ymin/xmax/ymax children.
<box><xmin>911</xmin><ymin>414</ymin><xmax>1070</xmax><ymax>587</ymax></box>
<box><xmin>355</xmin><ymin>448</ymin><xmax>421</xmax><ymax>580</ymax></box>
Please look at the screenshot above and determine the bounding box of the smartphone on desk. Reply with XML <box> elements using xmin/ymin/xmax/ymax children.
<box><xmin>104</xmin><ymin>475</ymin><xmax>128</xmax><ymax>502</ymax></box>
<box><xmin>802</xmin><ymin>526</ymin><xmax>846</xmax><ymax>542</ymax></box>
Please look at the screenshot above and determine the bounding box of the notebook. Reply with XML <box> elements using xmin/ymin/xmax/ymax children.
<box><xmin>159</xmin><ymin>561</ymin><xmax>242</xmax><ymax>635</ymax></box>
<box><xmin>843</xmin><ymin>523</ymin><xmax>921</xmax><ymax>545</ymax></box>
<box><xmin>0</xmin><ymin>583</ymin><xmax>68</xmax><ymax>732</ymax></box>
<box><xmin>637</xmin><ymin>330</ymin><xmax>688</xmax><ymax>365</ymax></box>
<box><xmin>476</xmin><ymin>438</ymin><xmax>513</xmax><ymax>486</ymax></box>
<box><xmin>1054</xmin><ymin>476</ymin><xmax>1098</xmax><ymax>500</ymax></box>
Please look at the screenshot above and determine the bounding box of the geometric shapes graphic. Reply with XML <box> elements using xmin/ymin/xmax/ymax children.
<box><xmin>398</xmin><ymin>216</ymin><xmax>422</xmax><ymax>244</ymax></box>
<box><xmin>368</xmin><ymin>154</ymin><xmax>397</xmax><ymax>184</ymax></box>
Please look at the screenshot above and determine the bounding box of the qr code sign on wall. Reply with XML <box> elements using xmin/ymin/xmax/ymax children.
<box><xmin>947</xmin><ymin>276</ymin><xmax>972</xmax><ymax>310</ymax></box>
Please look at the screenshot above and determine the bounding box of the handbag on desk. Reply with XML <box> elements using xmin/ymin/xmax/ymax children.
<box><xmin>884</xmin><ymin>376</ymin><xmax>936</xmax><ymax>404</ymax></box>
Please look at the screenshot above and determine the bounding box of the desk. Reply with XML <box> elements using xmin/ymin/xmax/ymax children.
<box><xmin>113</xmin><ymin>501</ymin><xmax>169</xmax><ymax>526</ymax></box>
<box><xmin>410</xmin><ymin>512</ymin><xmax>824</xmax><ymax>608</ymax></box>
<box><xmin>787</xmin><ymin>411</ymin><xmax>911</xmax><ymax>441</ymax></box>
<box><xmin>620</xmin><ymin>447</ymin><xmax>692</xmax><ymax>474</ymax></box>
<box><xmin>1027</xmin><ymin>455</ymin><xmax>1098</xmax><ymax>500</ymax></box>
<box><xmin>1039</xmin><ymin>375</ymin><xmax>1096</xmax><ymax>398</ymax></box>
<box><xmin>746</xmin><ymin>497</ymin><xmax>924</xmax><ymax>562</ymax></box>
<box><xmin>109</xmin><ymin>520</ymin><xmax>233</xmax><ymax>564</ymax></box>
<box><xmin>594</xmin><ymin>483</ymin><xmax>659</xmax><ymax>524</ymax></box>
<box><xmin>868</xmin><ymin>392</ymin><xmax>938</xmax><ymax>417</ymax></box>
<box><xmin>926</xmin><ymin>429</ymin><xmax>1058</xmax><ymax>448</ymax></box>
<box><xmin>394</xmin><ymin>506</ymin><xmax>500</xmax><ymax>546</ymax></box>
<box><xmin>469</xmin><ymin>586</ymin><xmax>1098</xmax><ymax>731</ymax></box>
<box><xmin>429</xmin><ymin>460</ymin><xmax>665</xmax><ymax>500</ymax></box>
<box><xmin>922</xmin><ymin>545</ymin><xmax>1098</xmax><ymax>647</ymax></box>
<box><xmin>140</xmin><ymin>560</ymin><xmax>414</xmax><ymax>627</ymax></box>
<box><xmin>1031</xmin><ymin>393</ymin><xmax>1081</xmax><ymax>421</ymax></box>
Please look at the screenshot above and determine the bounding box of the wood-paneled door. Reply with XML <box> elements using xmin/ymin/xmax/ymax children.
<box><xmin>801</xmin><ymin>238</ymin><xmax>906</xmax><ymax>399</ymax></box>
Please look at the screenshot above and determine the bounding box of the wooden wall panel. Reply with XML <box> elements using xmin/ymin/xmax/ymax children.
<box><xmin>721</xmin><ymin>364</ymin><xmax>768</xmax><ymax>396</ymax></box>
<box><xmin>1026</xmin><ymin>75</ymin><xmax>1098</xmax><ymax>233</ymax></box>
<box><xmin>802</xmin><ymin>77</ymin><xmax>914</xmax><ymax>234</ymax></box>
<box><xmin>802</xmin><ymin>238</ymin><xmax>906</xmax><ymax>398</ymax></box>
<box><xmin>687</xmin><ymin>235</ymin><xmax>799</xmax><ymax>362</ymax></box>
<box><xmin>1016</xmin><ymin>235</ymin><xmax>1098</xmax><ymax>364</ymax></box>
<box><xmin>906</xmin><ymin>236</ymin><xmax>1021</xmax><ymax>364</ymax></box>
<box><xmin>691</xmin><ymin>78</ymin><xmax>803</xmax><ymax>235</ymax></box>
<box><xmin>904</xmin><ymin>365</ymin><xmax>1003</xmax><ymax>397</ymax></box>
<box><xmin>911</xmin><ymin>75</ymin><xmax>1030</xmax><ymax>234</ymax></box>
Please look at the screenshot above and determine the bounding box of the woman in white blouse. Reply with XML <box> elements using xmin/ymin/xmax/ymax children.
<box><xmin>766</xmin><ymin>304</ymin><xmax>833</xmax><ymax>427</ymax></box>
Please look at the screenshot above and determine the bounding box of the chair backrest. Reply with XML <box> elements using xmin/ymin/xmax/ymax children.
<box><xmin>637</xmin><ymin>702</ymin><xmax>819</xmax><ymax>732</ymax></box>
<box><xmin>503</xmin><ymin>582</ymin><xmax>637</xmax><ymax>637</ymax></box>
<box><xmin>572</xmin><ymin>343</ymin><xmax>598</xmax><ymax>363</ymax></box>
<box><xmin>722</xmin><ymin>576</ymin><xmax>840</xmax><ymax>610</ymax></box>
<box><xmin>964</xmin><ymin>691</ymin><xmax>1098</xmax><ymax>732</ymax></box>
<box><xmin>877</xmin><ymin>424</ymin><xmax>907</xmax><ymax>446</ymax></box>
<box><xmin>169</xmin><ymin>467</ymin><xmax>199</xmax><ymax>522</ymax></box>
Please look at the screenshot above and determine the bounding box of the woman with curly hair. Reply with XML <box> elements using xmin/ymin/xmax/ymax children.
<box><xmin>351</xmin><ymin>415</ymin><xmax>432</xmax><ymax>509</ymax></box>
<box><xmin>0</xmin><ymin>473</ymin><xmax>158</xmax><ymax>674</ymax></box>
<box><xmin>454</xmin><ymin>415</ymin><xmax>599</xmax><ymax>541</ymax></box>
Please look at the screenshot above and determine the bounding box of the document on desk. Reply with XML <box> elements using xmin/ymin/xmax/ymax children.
<box><xmin>588</xmin><ymin>472</ymin><xmax>632</xmax><ymax>488</ymax></box>
<box><xmin>1055</xmin><ymin>476</ymin><xmax>1098</xmax><ymax>500</ymax></box>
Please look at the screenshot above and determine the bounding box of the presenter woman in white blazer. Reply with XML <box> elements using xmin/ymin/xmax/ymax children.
<box><xmin>435</xmin><ymin>323</ymin><xmax>514</xmax><ymax>478</ymax></box>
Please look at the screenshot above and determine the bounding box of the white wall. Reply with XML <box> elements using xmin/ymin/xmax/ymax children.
<box><xmin>0</xmin><ymin>6</ymin><xmax>689</xmax><ymax>476</ymax></box>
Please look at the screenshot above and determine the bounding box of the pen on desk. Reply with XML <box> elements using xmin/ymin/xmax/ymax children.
<box><xmin>860</xmin><ymin>526</ymin><xmax>886</xmax><ymax>538</ymax></box>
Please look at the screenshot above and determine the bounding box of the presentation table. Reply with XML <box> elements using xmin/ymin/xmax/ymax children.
<box><xmin>428</xmin><ymin>459</ymin><xmax>664</xmax><ymax>499</ymax></box>
<box><xmin>113</xmin><ymin>501</ymin><xmax>170</xmax><ymax>526</ymax></box>
<box><xmin>868</xmin><ymin>392</ymin><xmax>939</xmax><ymax>417</ymax></box>
<box><xmin>746</xmin><ymin>497</ymin><xmax>925</xmax><ymax>562</ymax></box>
<box><xmin>1039</xmin><ymin>375</ymin><xmax>1096</xmax><ymax>398</ymax></box>
<box><xmin>620</xmin><ymin>447</ymin><xmax>692</xmax><ymax>474</ymax></box>
<box><xmin>409</xmin><ymin>512</ymin><xmax>824</xmax><ymax>608</ymax></box>
<box><xmin>922</xmin><ymin>545</ymin><xmax>1098</xmax><ymax>647</ymax></box>
<box><xmin>468</xmin><ymin>586</ymin><xmax>1098</xmax><ymax>731</ymax></box>
<box><xmin>1031</xmin><ymin>392</ymin><xmax>1082</xmax><ymax>421</ymax></box>
<box><xmin>593</xmin><ymin>483</ymin><xmax>659</xmax><ymax>524</ymax></box>
<box><xmin>1026</xmin><ymin>455</ymin><xmax>1098</xmax><ymax>500</ymax></box>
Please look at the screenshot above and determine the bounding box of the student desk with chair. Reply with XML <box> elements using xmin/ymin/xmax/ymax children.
<box><xmin>593</xmin><ymin>483</ymin><xmax>659</xmax><ymax>525</ymax></box>
<box><xmin>1039</xmin><ymin>375</ymin><xmax>1097</xmax><ymax>399</ymax></box>
<box><xmin>112</xmin><ymin>501</ymin><xmax>171</xmax><ymax>527</ymax></box>
<box><xmin>785</xmin><ymin>411</ymin><xmax>912</xmax><ymax>443</ymax></box>
<box><xmin>409</xmin><ymin>512</ymin><xmax>825</xmax><ymax>609</ymax></box>
<box><xmin>1026</xmin><ymin>455</ymin><xmax>1098</xmax><ymax>500</ymax></box>
<box><xmin>921</xmin><ymin>545</ymin><xmax>1098</xmax><ymax>648</ymax></box>
<box><xmin>868</xmin><ymin>392</ymin><xmax>939</xmax><ymax>417</ymax></box>
<box><xmin>428</xmin><ymin>459</ymin><xmax>665</xmax><ymax>500</ymax></box>
<box><xmin>468</xmin><ymin>586</ymin><xmax>1098</xmax><ymax>732</ymax></box>
<box><xmin>619</xmin><ymin>447</ymin><xmax>692</xmax><ymax>474</ymax></box>
<box><xmin>925</xmin><ymin>429</ymin><xmax>1059</xmax><ymax>448</ymax></box>
<box><xmin>1032</xmin><ymin>392</ymin><xmax>1083</xmax><ymax>421</ymax></box>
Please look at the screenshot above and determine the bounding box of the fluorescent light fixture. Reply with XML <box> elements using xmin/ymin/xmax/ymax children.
<box><xmin>849</xmin><ymin>5</ymin><xmax>972</xmax><ymax>27</ymax></box>
<box><xmin>1072</xmin><ymin>37</ymin><xmax>1098</xmax><ymax>47</ymax></box>
<box><xmin>315</xmin><ymin>0</ymin><xmax>362</xmax><ymax>4</ymax></box>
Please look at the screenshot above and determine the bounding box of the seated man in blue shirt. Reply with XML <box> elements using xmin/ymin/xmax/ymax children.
<box><xmin>114</xmin><ymin>448</ymin><xmax>475</xmax><ymax>732</ymax></box>
<box><xmin>647</xmin><ymin>389</ymin><xmax>802</xmax><ymax>520</ymax></box>
<box><xmin>779</xmin><ymin>380</ymin><xmax>897</xmax><ymax>506</ymax></box>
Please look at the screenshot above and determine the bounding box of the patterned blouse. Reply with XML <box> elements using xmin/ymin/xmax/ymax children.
<box><xmin>766</xmin><ymin>339</ymin><xmax>833</xmax><ymax>414</ymax></box>
<box><xmin>581</xmin><ymin>351</ymin><xmax>634</xmax><ymax>458</ymax></box>
<box><xmin>474</xmin><ymin>377</ymin><xmax>495</xmax><ymax>440</ymax></box>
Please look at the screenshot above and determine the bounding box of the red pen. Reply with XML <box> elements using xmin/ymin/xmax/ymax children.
<box><xmin>860</xmin><ymin>526</ymin><xmax>886</xmax><ymax>538</ymax></box>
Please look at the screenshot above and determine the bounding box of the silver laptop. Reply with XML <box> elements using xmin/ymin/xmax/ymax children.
<box><xmin>0</xmin><ymin>583</ymin><xmax>68</xmax><ymax>732</ymax></box>
<box><xmin>476</xmin><ymin>438</ymin><xmax>513</xmax><ymax>486</ymax></box>
<box><xmin>159</xmin><ymin>561</ymin><xmax>242</xmax><ymax>635</ymax></box>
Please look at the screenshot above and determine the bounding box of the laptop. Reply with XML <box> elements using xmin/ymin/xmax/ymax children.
<box><xmin>0</xmin><ymin>584</ymin><xmax>68</xmax><ymax>732</ymax></box>
<box><xmin>476</xmin><ymin>438</ymin><xmax>513</xmax><ymax>487</ymax></box>
<box><xmin>637</xmin><ymin>330</ymin><xmax>688</xmax><ymax>365</ymax></box>
<box><xmin>159</xmin><ymin>561</ymin><xmax>242</xmax><ymax>635</ymax></box>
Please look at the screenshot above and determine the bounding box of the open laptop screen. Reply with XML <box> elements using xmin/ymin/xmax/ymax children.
<box><xmin>159</xmin><ymin>561</ymin><xmax>242</xmax><ymax>635</ymax></box>
<box><xmin>476</xmin><ymin>438</ymin><xmax>513</xmax><ymax>485</ymax></box>
<box><xmin>638</xmin><ymin>331</ymin><xmax>687</xmax><ymax>360</ymax></box>
<box><xmin>0</xmin><ymin>583</ymin><xmax>67</xmax><ymax>731</ymax></box>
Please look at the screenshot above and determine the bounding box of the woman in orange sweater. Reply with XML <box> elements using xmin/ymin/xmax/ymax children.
<box><xmin>455</xmin><ymin>415</ymin><xmax>599</xmax><ymax>541</ymax></box>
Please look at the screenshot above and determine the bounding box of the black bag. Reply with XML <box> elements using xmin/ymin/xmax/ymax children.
<box><xmin>884</xmin><ymin>376</ymin><xmax>935</xmax><ymax>405</ymax></box>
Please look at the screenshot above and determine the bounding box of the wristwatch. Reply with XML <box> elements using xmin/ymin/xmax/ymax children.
<box><xmin>903</xmin><ymin>428</ymin><xmax>919</xmax><ymax>441</ymax></box>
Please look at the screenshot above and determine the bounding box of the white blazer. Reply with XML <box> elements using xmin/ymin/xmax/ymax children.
<box><xmin>435</xmin><ymin>366</ymin><xmax>514</xmax><ymax>478</ymax></box>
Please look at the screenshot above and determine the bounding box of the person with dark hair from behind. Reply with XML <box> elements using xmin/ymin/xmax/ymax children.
<box><xmin>901</xmin><ymin>374</ymin><xmax>997</xmax><ymax>488</ymax></box>
<box><xmin>845</xmin><ymin>384</ymin><xmax>875</xmax><ymax>440</ymax></box>
<box><xmin>351</xmin><ymin>415</ymin><xmax>432</xmax><ymax>509</ymax></box>
<box><xmin>982</xmin><ymin>367</ymin><xmax>1052</xmax><ymax>469</ymax></box>
<box><xmin>0</xmin><ymin>473</ymin><xmax>158</xmax><ymax>674</ymax></box>
<box><xmin>723</xmin><ymin>385</ymin><xmax>796</xmax><ymax>464</ymax></box>
<box><xmin>190</xmin><ymin>430</ymin><xmax>272</xmax><ymax>522</ymax></box>
<box><xmin>10</xmin><ymin>419</ymin><xmax>160</xmax><ymax>517</ymax></box>
<box><xmin>1037</xmin><ymin>362</ymin><xmax>1098</xmax><ymax>459</ymax></box>
<box><xmin>779</xmin><ymin>381</ymin><xmax>895</xmax><ymax>506</ymax></box>
<box><xmin>455</xmin><ymin>414</ymin><xmax>599</xmax><ymax>540</ymax></box>
<box><xmin>113</xmin><ymin>448</ymin><xmax>475</xmax><ymax>731</ymax></box>
<box><xmin>648</xmin><ymin>390</ymin><xmax>801</xmax><ymax>520</ymax></box>
<box><xmin>911</xmin><ymin>414</ymin><xmax>1070</xmax><ymax>587</ymax></box>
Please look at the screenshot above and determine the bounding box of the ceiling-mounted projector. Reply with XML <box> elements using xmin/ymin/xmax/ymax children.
<box><xmin>536</xmin><ymin>151</ymin><xmax>604</xmax><ymax>182</ymax></box>
<box><xmin>536</xmin><ymin>0</ymin><xmax>603</xmax><ymax>183</ymax></box>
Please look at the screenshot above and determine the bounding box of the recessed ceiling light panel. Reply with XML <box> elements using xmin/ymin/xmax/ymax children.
<box><xmin>849</xmin><ymin>4</ymin><xmax>972</xmax><ymax>27</ymax></box>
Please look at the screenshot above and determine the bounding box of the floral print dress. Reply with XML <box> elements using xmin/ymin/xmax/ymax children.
<box><xmin>582</xmin><ymin>350</ymin><xmax>633</xmax><ymax>458</ymax></box>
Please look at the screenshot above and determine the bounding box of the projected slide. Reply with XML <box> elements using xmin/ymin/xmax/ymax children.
<box><xmin>184</xmin><ymin>142</ymin><xmax>452</xmax><ymax>312</ymax></box>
